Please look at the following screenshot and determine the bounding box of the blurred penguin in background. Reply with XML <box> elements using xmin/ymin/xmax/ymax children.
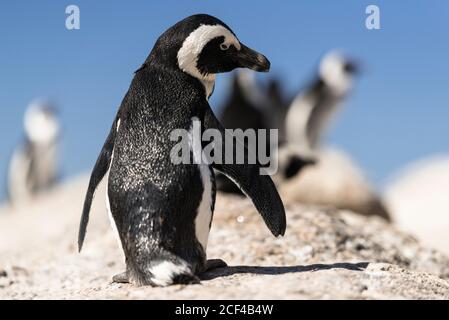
<box><xmin>217</xmin><ymin>70</ymin><xmax>269</xmax><ymax>194</ymax></box>
<box><xmin>217</xmin><ymin>70</ymin><xmax>314</xmax><ymax>194</ymax></box>
<box><xmin>219</xmin><ymin>70</ymin><xmax>269</xmax><ymax>134</ymax></box>
<box><xmin>279</xmin><ymin>51</ymin><xmax>391</xmax><ymax>221</ymax></box>
<box><xmin>7</xmin><ymin>100</ymin><xmax>60</xmax><ymax>205</ymax></box>
<box><xmin>285</xmin><ymin>51</ymin><xmax>358</xmax><ymax>156</ymax></box>
<box><xmin>219</xmin><ymin>71</ymin><xmax>290</xmax><ymax>145</ymax></box>
<box><xmin>265</xmin><ymin>77</ymin><xmax>290</xmax><ymax>145</ymax></box>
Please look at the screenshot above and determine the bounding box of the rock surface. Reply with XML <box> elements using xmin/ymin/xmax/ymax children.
<box><xmin>1</xmin><ymin>175</ymin><xmax>448</xmax><ymax>299</ymax></box>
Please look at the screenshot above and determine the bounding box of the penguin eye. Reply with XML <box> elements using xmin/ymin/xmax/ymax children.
<box><xmin>220</xmin><ymin>43</ymin><xmax>229</xmax><ymax>51</ymax></box>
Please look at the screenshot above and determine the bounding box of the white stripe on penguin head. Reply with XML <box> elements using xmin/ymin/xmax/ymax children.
<box><xmin>177</xmin><ymin>24</ymin><xmax>241</xmax><ymax>98</ymax></box>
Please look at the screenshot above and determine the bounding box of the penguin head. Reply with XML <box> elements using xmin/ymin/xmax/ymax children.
<box><xmin>145</xmin><ymin>14</ymin><xmax>270</xmax><ymax>96</ymax></box>
<box><xmin>319</xmin><ymin>51</ymin><xmax>359</xmax><ymax>95</ymax></box>
<box><xmin>24</xmin><ymin>100</ymin><xmax>60</xmax><ymax>144</ymax></box>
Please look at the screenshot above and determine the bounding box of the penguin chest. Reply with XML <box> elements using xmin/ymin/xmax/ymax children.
<box><xmin>194</xmin><ymin>163</ymin><xmax>213</xmax><ymax>252</ymax></box>
<box><xmin>188</xmin><ymin>116</ymin><xmax>213</xmax><ymax>252</ymax></box>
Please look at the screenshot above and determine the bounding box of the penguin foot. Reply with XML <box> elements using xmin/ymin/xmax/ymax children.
<box><xmin>112</xmin><ymin>272</ymin><xmax>129</xmax><ymax>283</ymax></box>
<box><xmin>205</xmin><ymin>259</ymin><xmax>228</xmax><ymax>271</ymax></box>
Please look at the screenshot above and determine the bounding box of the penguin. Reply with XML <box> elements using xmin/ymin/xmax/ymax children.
<box><xmin>78</xmin><ymin>14</ymin><xmax>286</xmax><ymax>287</ymax></box>
<box><xmin>280</xmin><ymin>51</ymin><xmax>391</xmax><ymax>220</ymax></box>
<box><xmin>263</xmin><ymin>78</ymin><xmax>318</xmax><ymax>183</ymax></box>
<box><xmin>285</xmin><ymin>51</ymin><xmax>359</xmax><ymax>156</ymax></box>
<box><xmin>216</xmin><ymin>70</ymin><xmax>270</xmax><ymax>194</ymax></box>
<box><xmin>219</xmin><ymin>70</ymin><xmax>269</xmax><ymax>133</ymax></box>
<box><xmin>216</xmin><ymin>71</ymin><xmax>313</xmax><ymax>194</ymax></box>
<box><xmin>265</xmin><ymin>77</ymin><xmax>290</xmax><ymax>145</ymax></box>
<box><xmin>7</xmin><ymin>100</ymin><xmax>60</xmax><ymax>205</ymax></box>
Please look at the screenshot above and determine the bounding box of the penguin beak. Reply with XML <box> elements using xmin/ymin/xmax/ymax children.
<box><xmin>235</xmin><ymin>43</ymin><xmax>270</xmax><ymax>72</ymax></box>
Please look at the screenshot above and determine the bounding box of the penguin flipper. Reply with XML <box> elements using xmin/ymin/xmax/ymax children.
<box><xmin>204</xmin><ymin>108</ymin><xmax>286</xmax><ymax>237</ymax></box>
<box><xmin>78</xmin><ymin>118</ymin><xmax>118</xmax><ymax>252</ymax></box>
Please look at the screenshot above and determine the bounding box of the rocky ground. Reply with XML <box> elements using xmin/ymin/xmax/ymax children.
<box><xmin>1</xmin><ymin>175</ymin><xmax>449</xmax><ymax>299</ymax></box>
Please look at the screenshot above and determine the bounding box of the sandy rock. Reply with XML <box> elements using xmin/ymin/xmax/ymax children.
<box><xmin>0</xmin><ymin>175</ymin><xmax>448</xmax><ymax>299</ymax></box>
<box><xmin>213</xmin><ymin>196</ymin><xmax>449</xmax><ymax>279</ymax></box>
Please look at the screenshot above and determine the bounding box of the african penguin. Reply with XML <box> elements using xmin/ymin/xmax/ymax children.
<box><xmin>265</xmin><ymin>77</ymin><xmax>290</xmax><ymax>144</ymax></box>
<box><xmin>263</xmin><ymin>78</ymin><xmax>318</xmax><ymax>183</ymax></box>
<box><xmin>78</xmin><ymin>14</ymin><xmax>286</xmax><ymax>287</ymax></box>
<box><xmin>219</xmin><ymin>70</ymin><xmax>269</xmax><ymax>132</ymax></box>
<box><xmin>280</xmin><ymin>51</ymin><xmax>390</xmax><ymax>220</ymax></box>
<box><xmin>285</xmin><ymin>51</ymin><xmax>359</xmax><ymax>157</ymax></box>
<box><xmin>216</xmin><ymin>70</ymin><xmax>271</xmax><ymax>194</ymax></box>
<box><xmin>216</xmin><ymin>71</ymin><xmax>313</xmax><ymax>194</ymax></box>
<box><xmin>7</xmin><ymin>100</ymin><xmax>60</xmax><ymax>205</ymax></box>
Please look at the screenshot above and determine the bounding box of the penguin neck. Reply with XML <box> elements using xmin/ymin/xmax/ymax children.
<box><xmin>305</xmin><ymin>76</ymin><xmax>344</xmax><ymax>106</ymax></box>
<box><xmin>138</xmin><ymin>58</ymin><xmax>215</xmax><ymax>101</ymax></box>
<box><xmin>195</xmin><ymin>74</ymin><xmax>215</xmax><ymax>100</ymax></box>
<box><xmin>178</xmin><ymin>64</ymin><xmax>216</xmax><ymax>100</ymax></box>
<box><xmin>305</xmin><ymin>76</ymin><xmax>343</xmax><ymax>149</ymax></box>
<box><xmin>308</xmin><ymin>77</ymin><xmax>327</xmax><ymax>97</ymax></box>
<box><xmin>179</xmin><ymin>68</ymin><xmax>216</xmax><ymax>100</ymax></box>
<box><xmin>319</xmin><ymin>74</ymin><xmax>351</xmax><ymax>97</ymax></box>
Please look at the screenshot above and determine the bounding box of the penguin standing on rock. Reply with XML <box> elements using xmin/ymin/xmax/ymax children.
<box><xmin>78</xmin><ymin>14</ymin><xmax>286</xmax><ymax>286</ymax></box>
<box><xmin>7</xmin><ymin>101</ymin><xmax>60</xmax><ymax>205</ymax></box>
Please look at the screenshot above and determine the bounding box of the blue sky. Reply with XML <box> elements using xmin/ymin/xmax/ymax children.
<box><xmin>0</xmin><ymin>1</ymin><xmax>448</xmax><ymax>199</ymax></box>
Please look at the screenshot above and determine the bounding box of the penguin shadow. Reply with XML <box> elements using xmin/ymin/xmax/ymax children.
<box><xmin>200</xmin><ymin>262</ymin><xmax>370</xmax><ymax>281</ymax></box>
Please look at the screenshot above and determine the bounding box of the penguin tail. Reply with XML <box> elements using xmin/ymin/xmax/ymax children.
<box><xmin>129</xmin><ymin>260</ymin><xmax>199</xmax><ymax>287</ymax></box>
<box><xmin>171</xmin><ymin>273</ymin><xmax>201</xmax><ymax>285</ymax></box>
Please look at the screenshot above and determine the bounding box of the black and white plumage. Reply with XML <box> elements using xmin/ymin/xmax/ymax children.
<box><xmin>219</xmin><ymin>70</ymin><xmax>270</xmax><ymax>134</ymax></box>
<box><xmin>281</xmin><ymin>51</ymin><xmax>390</xmax><ymax>220</ymax></box>
<box><xmin>265</xmin><ymin>77</ymin><xmax>290</xmax><ymax>144</ymax></box>
<box><xmin>216</xmin><ymin>71</ymin><xmax>270</xmax><ymax>194</ymax></box>
<box><xmin>216</xmin><ymin>71</ymin><xmax>313</xmax><ymax>194</ymax></box>
<box><xmin>285</xmin><ymin>51</ymin><xmax>359</xmax><ymax>156</ymax></box>
<box><xmin>7</xmin><ymin>101</ymin><xmax>60</xmax><ymax>205</ymax></box>
<box><xmin>78</xmin><ymin>14</ymin><xmax>286</xmax><ymax>287</ymax></box>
